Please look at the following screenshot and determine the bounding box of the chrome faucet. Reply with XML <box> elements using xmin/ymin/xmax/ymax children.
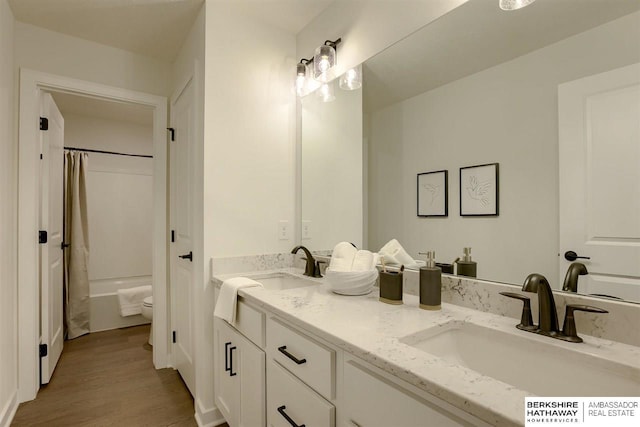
<box><xmin>562</xmin><ymin>262</ymin><xmax>588</xmax><ymax>292</ymax></box>
<box><xmin>291</xmin><ymin>245</ymin><xmax>322</xmax><ymax>278</ymax></box>
<box><xmin>502</xmin><ymin>273</ymin><xmax>608</xmax><ymax>343</ymax></box>
<box><xmin>522</xmin><ymin>273</ymin><xmax>559</xmax><ymax>335</ymax></box>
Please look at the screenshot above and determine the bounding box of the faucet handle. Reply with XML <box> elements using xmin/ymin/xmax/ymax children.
<box><xmin>561</xmin><ymin>304</ymin><xmax>608</xmax><ymax>343</ymax></box>
<box><xmin>499</xmin><ymin>292</ymin><xmax>535</xmax><ymax>330</ymax></box>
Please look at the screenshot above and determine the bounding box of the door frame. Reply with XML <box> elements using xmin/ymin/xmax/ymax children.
<box><xmin>18</xmin><ymin>69</ymin><xmax>169</xmax><ymax>402</ymax></box>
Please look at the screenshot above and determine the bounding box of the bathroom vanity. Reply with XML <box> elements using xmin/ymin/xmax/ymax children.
<box><xmin>212</xmin><ymin>269</ymin><xmax>640</xmax><ymax>427</ymax></box>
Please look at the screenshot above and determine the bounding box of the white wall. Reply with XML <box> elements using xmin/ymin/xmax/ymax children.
<box><xmin>0</xmin><ymin>0</ymin><xmax>17</xmax><ymax>424</ymax></box>
<box><xmin>198</xmin><ymin>1</ymin><xmax>297</xmax><ymax>421</ymax></box>
<box><xmin>15</xmin><ymin>22</ymin><xmax>171</xmax><ymax>96</ymax></box>
<box><xmin>368</xmin><ymin>11</ymin><xmax>640</xmax><ymax>286</ymax></box>
<box><xmin>63</xmin><ymin>114</ymin><xmax>153</xmax><ymax>291</ymax></box>
<box><xmin>301</xmin><ymin>86</ymin><xmax>363</xmax><ymax>250</ymax></box>
<box><xmin>296</xmin><ymin>0</ymin><xmax>468</xmax><ymax>82</ymax></box>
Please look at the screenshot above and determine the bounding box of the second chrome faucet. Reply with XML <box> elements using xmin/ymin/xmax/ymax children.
<box><xmin>501</xmin><ymin>273</ymin><xmax>608</xmax><ymax>343</ymax></box>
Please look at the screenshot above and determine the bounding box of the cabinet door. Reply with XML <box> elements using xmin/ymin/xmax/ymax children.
<box><xmin>214</xmin><ymin>318</ymin><xmax>266</xmax><ymax>427</ymax></box>
<box><xmin>343</xmin><ymin>359</ymin><xmax>476</xmax><ymax>427</ymax></box>
<box><xmin>214</xmin><ymin>319</ymin><xmax>240</xmax><ymax>426</ymax></box>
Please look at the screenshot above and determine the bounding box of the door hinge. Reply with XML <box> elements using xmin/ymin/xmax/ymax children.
<box><xmin>39</xmin><ymin>230</ymin><xmax>48</xmax><ymax>244</ymax></box>
<box><xmin>40</xmin><ymin>117</ymin><xmax>49</xmax><ymax>131</ymax></box>
<box><xmin>172</xmin><ymin>331</ymin><xmax>176</xmax><ymax>343</ymax></box>
<box><xmin>167</xmin><ymin>127</ymin><xmax>175</xmax><ymax>141</ymax></box>
<box><xmin>171</xmin><ymin>230</ymin><xmax>175</xmax><ymax>243</ymax></box>
<box><xmin>39</xmin><ymin>344</ymin><xmax>48</xmax><ymax>357</ymax></box>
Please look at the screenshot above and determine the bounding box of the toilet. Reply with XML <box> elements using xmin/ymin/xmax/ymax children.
<box><xmin>141</xmin><ymin>296</ymin><xmax>153</xmax><ymax>345</ymax></box>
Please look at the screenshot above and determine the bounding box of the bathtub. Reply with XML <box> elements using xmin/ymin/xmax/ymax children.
<box><xmin>89</xmin><ymin>276</ymin><xmax>152</xmax><ymax>333</ymax></box>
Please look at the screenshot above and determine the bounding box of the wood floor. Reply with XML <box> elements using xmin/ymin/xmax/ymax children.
<box><xmin>12</xmin><ymin>325</ymin><xmax>203</xmax><ymax>427</ymax></box>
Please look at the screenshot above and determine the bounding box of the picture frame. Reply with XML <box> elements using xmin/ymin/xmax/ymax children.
<box><xmin>460</xmin><ymin>163</ymin><xmax>499</xmax><ymax>216</ymax></box>
<box><xmin>417</xmin><ymin>170</ymin><xmax>448</xmax><ymax>217</ymax></box>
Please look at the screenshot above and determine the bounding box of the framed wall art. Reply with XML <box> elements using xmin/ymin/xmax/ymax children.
<box><xmin>460</xmin><ymin>163</ymin><xmax>499</xmax><ymax>216</ymax></box>
<box><xmin>417</xmin><ymin>170</ymin><xmax>448</xmax><ymax>217</ymax></box>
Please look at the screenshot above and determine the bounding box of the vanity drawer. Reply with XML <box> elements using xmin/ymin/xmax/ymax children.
<box><xmin>235</xmin><ymin>299</ymin><xmax>265</xmax><ymax>348</ymax></box>
<box><xmin>267</xmin><ymin>360</ymin><xmax>335</xmax><ymax>427</ymax></box>
<box><xmin>267</xmin><ymin>317</ymin><xmax>335</xmax><ymax>400</ymax></box>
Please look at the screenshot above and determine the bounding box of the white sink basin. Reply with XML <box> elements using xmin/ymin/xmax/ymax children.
<box><xmin>253</xmin><ymin>272</ymin><xmax>318</xmax><ymax>291</ymax></box>
<box><xmin>400</xmin><ymin>321</ymin><xmax>640</xmax><ymax>396</ymax></box>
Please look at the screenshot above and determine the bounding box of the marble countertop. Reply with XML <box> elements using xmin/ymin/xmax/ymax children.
<box><xmin>212</xmin><ymin>269</ymin><xmax>640</xmax><ymax>427</ymax></box>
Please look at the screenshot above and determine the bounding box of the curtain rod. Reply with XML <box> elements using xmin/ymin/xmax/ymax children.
<box><xmin>64</xmin><ymin>147</ymin><xmax>153</xmax><ymax>159</ymax></box>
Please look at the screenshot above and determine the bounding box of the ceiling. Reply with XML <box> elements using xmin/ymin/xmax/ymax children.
<box><xmin>8</xmin><ymin>0</ymin><xmax>333</xmax><ymax>62</ymax></box>
<box><xmin>363</xmin><ymin>0</ymin><xmax>640</xmax><ymax>112</ymax></box>
<box><xmin>51</xmin><ymin>92</ymin><xmax>154</xmax><ymax>126</ymax></box>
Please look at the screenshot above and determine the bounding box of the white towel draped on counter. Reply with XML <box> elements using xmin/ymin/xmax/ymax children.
<box><xmin>214</xmin><ymin>277</ymin><xmax>263</xmax><ymax>324</ymax></box>
<box><xmin>117</xmin><ymin>285</ymin><xmax>152</xmax><ymax>317</ymax></box>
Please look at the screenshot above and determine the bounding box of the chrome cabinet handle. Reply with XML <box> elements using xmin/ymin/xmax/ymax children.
<box><xmin>564</xmin><ymin>251</ymin><xmax>590</xmax><ymax>262</ymax></box>
<box><xmin>277</xmin><ymin>346</ymin><xmax>307</xmax><ymax>365</ymax></box>
<box><xmin>277</xmin><ymin>405</ymin><xmax>305</xmax><ymax>427</ymax></box>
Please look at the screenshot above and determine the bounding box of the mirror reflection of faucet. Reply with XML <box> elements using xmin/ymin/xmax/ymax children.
<box><xmin>562</xmin><ymin>262</ymin><xmax>588</xmax><ymax>292</ymax></box>
<box><xmin>500</xmin><ymin>273</ymin><xmax>608</xmax><ymax>343</ymax></box>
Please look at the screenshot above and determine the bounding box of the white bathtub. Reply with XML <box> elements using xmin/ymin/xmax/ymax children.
<box><xmin>89</xmin><ymin>276</ymin><xmax>152</xmax><ymax>333</ymax></box>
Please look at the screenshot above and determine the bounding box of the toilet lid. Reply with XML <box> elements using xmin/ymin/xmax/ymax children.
<box><xmin>143</xmin><ymin>296</ymin><xmax>153</xmax><ymax>306</ymax></box>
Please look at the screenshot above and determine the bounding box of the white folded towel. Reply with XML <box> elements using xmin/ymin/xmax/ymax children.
<box><xmin>352</xmin><ymin>250</ymin><xmax>377</xmax><ymax>271</ymax></box>
<box><xmin>117</xmin><ymin>285</ymin><xmax>152</xmax><ymax>317</ymax></box>
<box><xmin>329</xmin><ymin>241</ymin><xmax>358</xmax><ymax>272</ymax></box>
<box><xmin>379</xmin><ymin>239</ymin><xmax>415</xmax><ymax>266</ymax></box>
<box><xmin>214</xmin><ymin>277</ymin><xmax>263</xmax><ymax>324</ymax></box>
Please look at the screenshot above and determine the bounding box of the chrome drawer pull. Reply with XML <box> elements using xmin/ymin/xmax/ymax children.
<box><xmin>277</xmin><ymin>346</ymin><xmax>307</xmax><ymax>365</ymax></box>
<box><xmin>277</xmin><ymin>405</ymin><xmax>305</xmax><ymax>427</ymax></box>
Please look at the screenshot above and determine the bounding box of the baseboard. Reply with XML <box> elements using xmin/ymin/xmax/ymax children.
<box><xmin>0</xmin><ymin>390</ymin><xmax>18</xmax><ymax>427</ymax></box>
<box><xmin>195</xmin><ymin>399</ymin><xmax>225</xmax><ymax>427</ymax></box>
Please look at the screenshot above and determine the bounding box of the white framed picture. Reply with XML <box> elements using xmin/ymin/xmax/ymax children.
<box><xmin>417</xmin><ymin>170</ymin><xmax>448</xmax><ymax>217</ymax></box>
<box><xmin>460</xmin><ymin>163</ymin><xmax>499</xmax><ymax>216</ymax></box>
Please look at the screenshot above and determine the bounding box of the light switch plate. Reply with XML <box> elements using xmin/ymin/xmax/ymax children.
<box><xmin>278</xmin><ymin>220</ymin><xmax>290</xmax><ymax>240</ymax></box>
<box><xmin>302</xmin><ymin>220</ymin><xmax>312</xmax><ymax>240</ymax></box>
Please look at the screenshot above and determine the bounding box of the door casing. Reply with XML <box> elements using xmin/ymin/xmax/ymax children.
<box><xmin>17</xmin><ymin>69</ymin><xmax>169</xmax><ymax>402</ymax></box>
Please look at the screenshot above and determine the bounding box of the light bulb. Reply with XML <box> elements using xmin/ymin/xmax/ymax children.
<box><xmin>314</xmin><ymin>44</ymin><xmax>336</xmax><ymax>82</ymax></box>
<box><xmin>295</xmin><ymin>62</ymin><xmax>307</xmax><ymax>97</ymax></box>
<box><xmin>317</xmin><ymin>83</ymin><xmax>335</xmax><ymax>102</ymax></box>
<box><xmin>339</xmin><ymin>65</ymin><xmax>362</xmax><ymax>90</ymax></box>
<box><xmin>499</xmin><ymin>0</ymin><xmax>536</xmax><ymax>11</ymax></box>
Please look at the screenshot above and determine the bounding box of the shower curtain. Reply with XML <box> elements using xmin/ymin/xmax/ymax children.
<box><xmin>64</xmin><ymin>150</ymin><xmax>90</xmax><ymax>339</ymax></box>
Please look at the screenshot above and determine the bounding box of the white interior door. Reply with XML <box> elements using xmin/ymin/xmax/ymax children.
<box><xmin>559</xmin><ymin>63</ymin><xmax>640</xmax><ymax>302</ymax></box>
<box><xmin>40</xmin><ymin>92</ymin><xmax>65</xmax><ymax>384</ymax></box>
<box><xmin>170</xmin><ymin>78</ymin><xmax>196</xmax><ymax>395</ymax></box>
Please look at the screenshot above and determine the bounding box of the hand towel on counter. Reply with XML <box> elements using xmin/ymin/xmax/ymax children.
<box><xmin>214</xmin><ymin>277</ymin><xmax>263</xmax><ymax>324</ymax></box>
<box><xmin>117</xmin><ymin>285</ymin><xmax>152</xmax><ymax>317</ymax></box>
<box><xmin>328</xmin><ymin>241</ymin><xmax>358</xmax><ymax>272</ymax></box>
<box><xmin>379</xmin><ymin>239</ymin><xmax>415</xmax><ymax>266</ymax></box>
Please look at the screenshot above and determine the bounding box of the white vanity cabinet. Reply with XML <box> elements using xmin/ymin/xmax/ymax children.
<box><xmin>342</xmin><ymin>356</ymin><xmax>488</xmax><ymax>427</ymax></box>
<box><xmin>266</xmin><ymin>316</ymin><xmax>337</xmax><ymax>427</ymax></box>
<box><xmin>213</xmin><ymin>299</ymin><xmax>266</xmax><ymax>427</ymax></box>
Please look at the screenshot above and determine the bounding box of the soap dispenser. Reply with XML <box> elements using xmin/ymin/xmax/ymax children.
<box><xmin>456</xmin><ymin>247</ymin><xmax>477</xmax><ymax>278</ymax></box>
<box><xmin>419</xmin><ymin>251</ymin><xmax>441</xmax><ymax>311</ymax></box>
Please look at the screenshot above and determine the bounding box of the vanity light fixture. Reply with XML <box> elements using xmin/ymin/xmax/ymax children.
<box><xmin>499</xmin><ymin>0</ymin><xmax>536</xmax><ymax>11</ymax></box>
<box><xmin>295</xmin><ymin>59</ymin><xmax>311</xmax><ymax>97</ymax></box>
<box><xmin>317</xmin><ymin>82</ymin><xmax>336</xmax><ymax>103</ymax></box>
<box><xmin>314</xmin><ymin>38</ymin><xmax>342</xmax><ymax>82</ymax></box>
<box><xmin>339</xmin><ymin>64</ymin><xmax>363</xmax><ymax>90</ymax></box>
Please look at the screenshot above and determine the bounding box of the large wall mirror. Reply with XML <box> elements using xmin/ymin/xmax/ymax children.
<box><xmin>300</xmin><ymin>0</ymin><xmax>640</xmax><ymax>303</ymax></box>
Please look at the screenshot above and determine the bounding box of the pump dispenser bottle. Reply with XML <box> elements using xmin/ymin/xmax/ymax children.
<box><xmin>456</xmin><ymin>247</ymin><xmax>477</xmax><ymax>278</ymax></box>
<box><xmin>419</xmin><ymin>251</ymin><xmax>441</xmax><ymax>310</ymax></box>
